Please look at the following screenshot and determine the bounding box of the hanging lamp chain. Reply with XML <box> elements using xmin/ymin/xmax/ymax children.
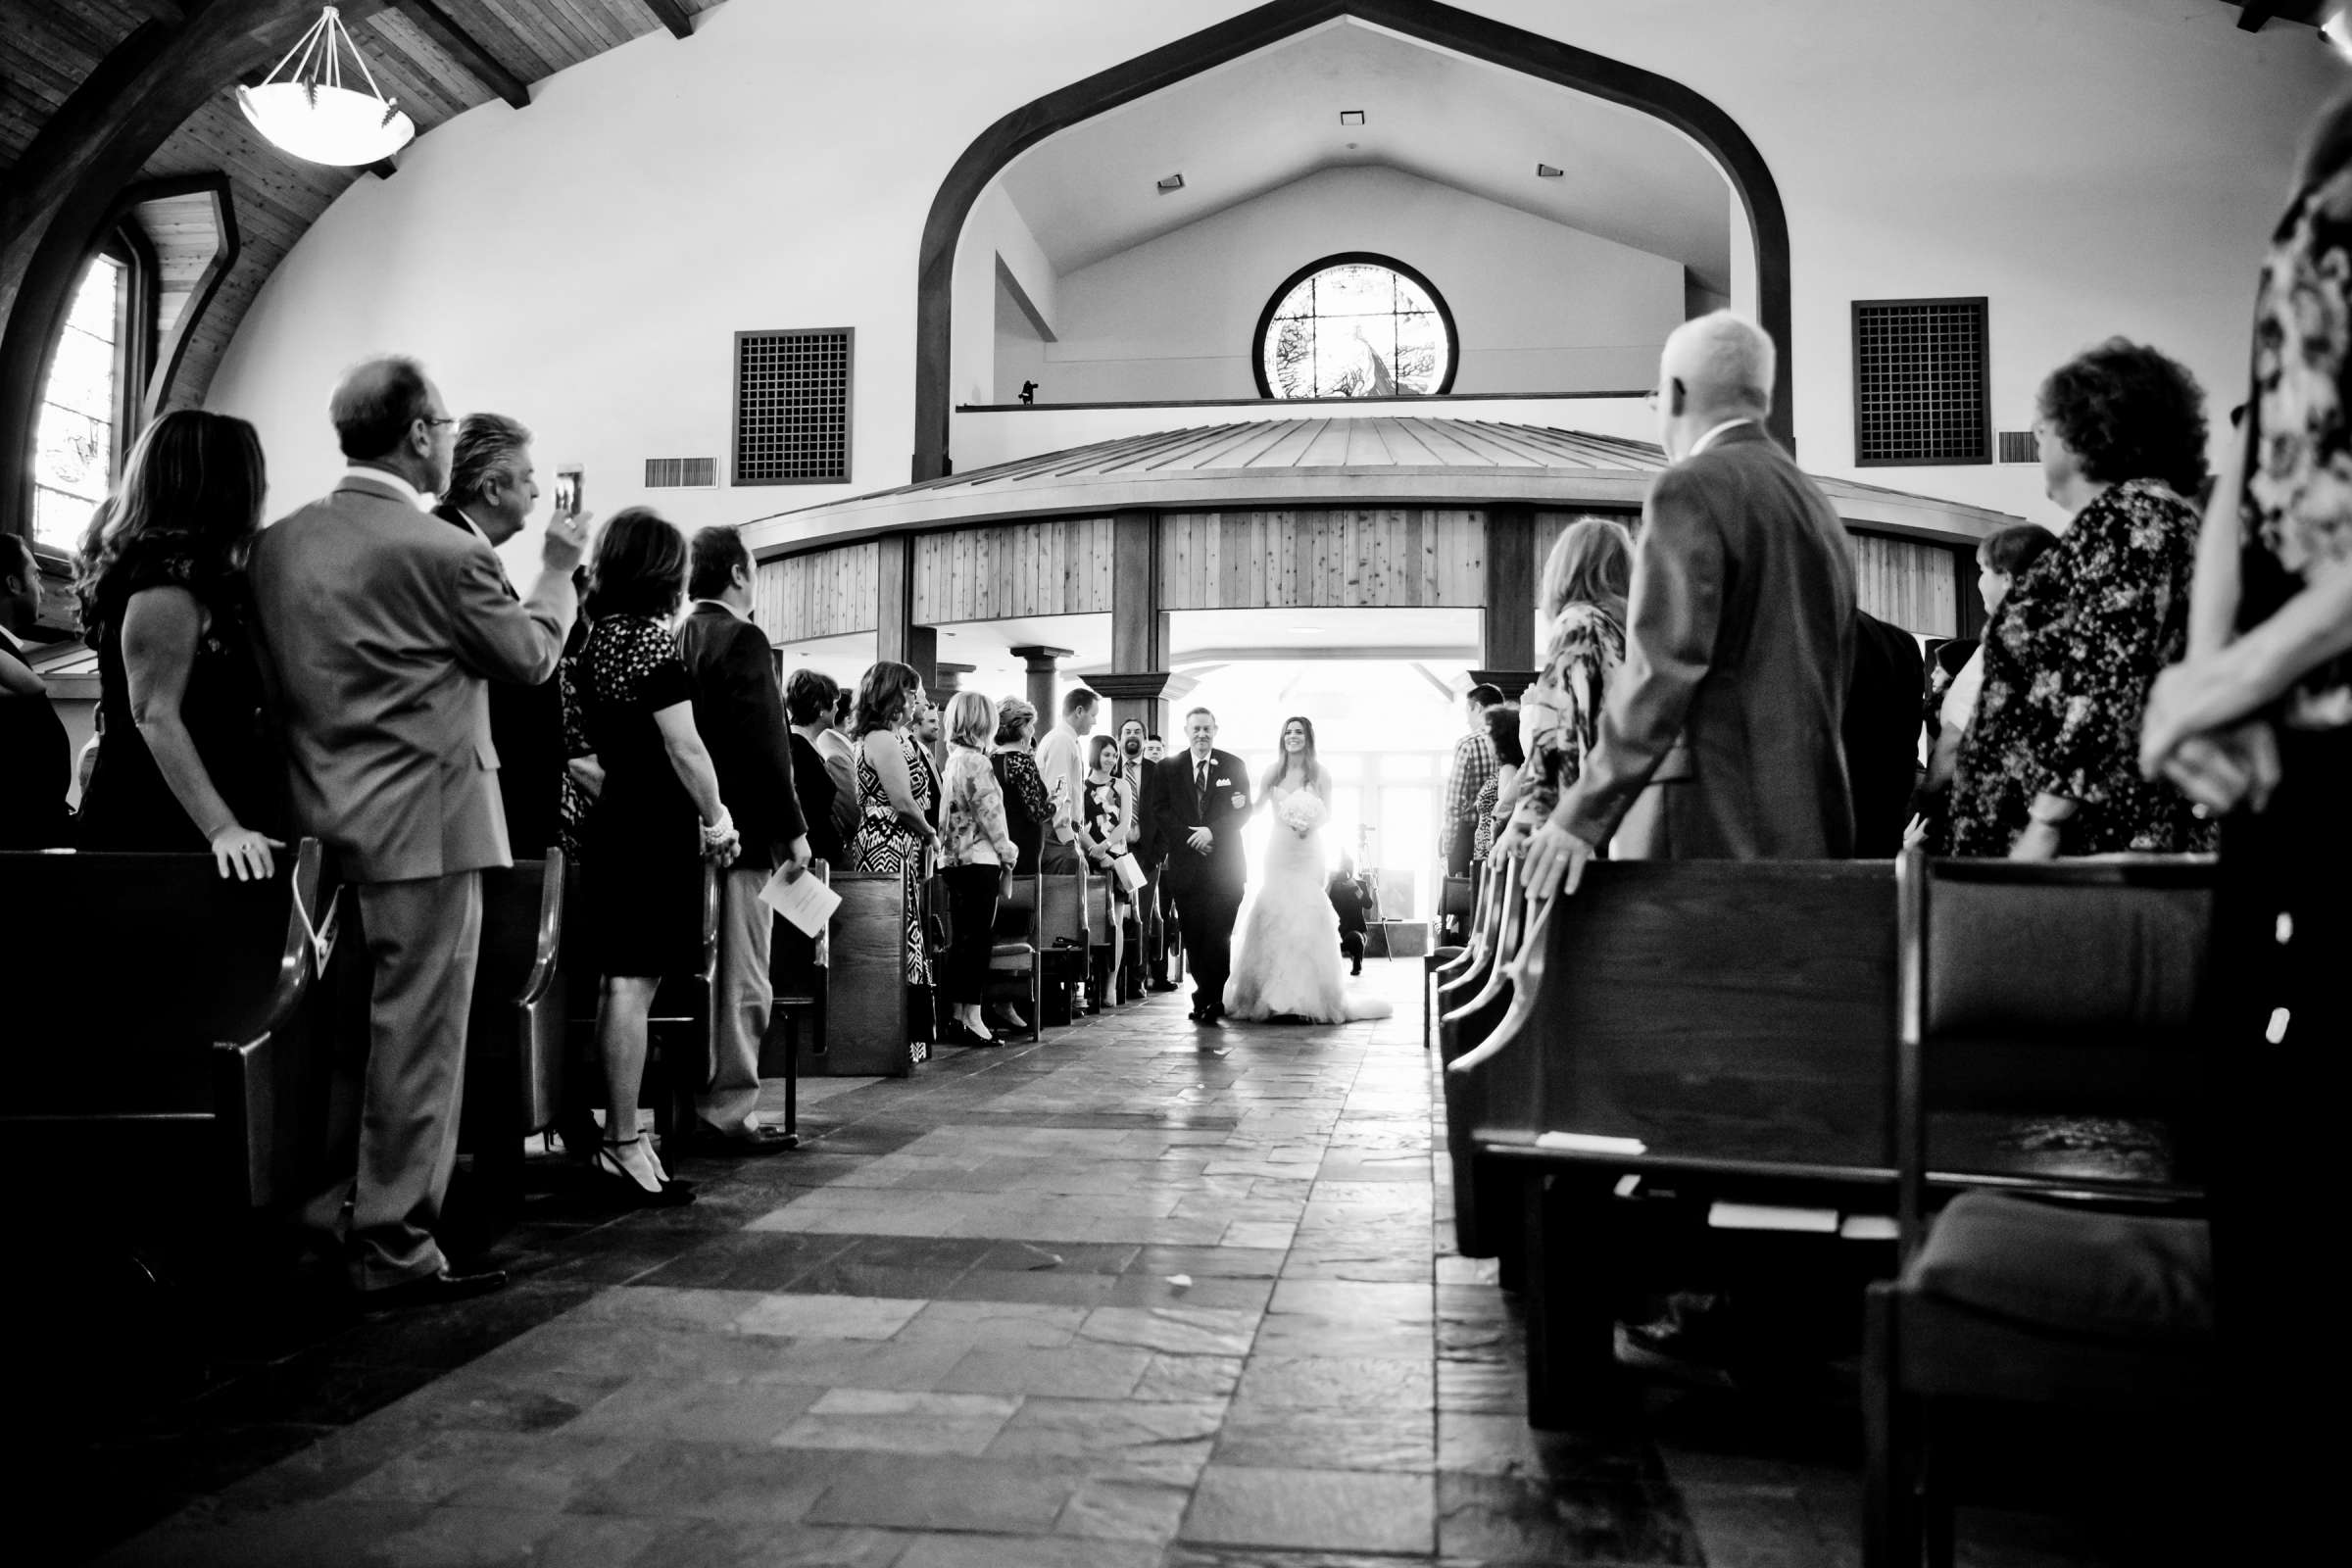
<box><xmin>258</xmin><ymin>7</ymin><xmax>400</xmax><ymax>112</ymax></box>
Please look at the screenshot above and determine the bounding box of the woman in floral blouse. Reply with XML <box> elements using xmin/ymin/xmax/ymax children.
<box><xmin>1949</xmin><ymin>339</ymin><xmax>2215</xmax><ymax>858</ymax></box>
<box><xmin>2139</xmin><ymin>105</ymin><xmax>2352</xmax><ymax>1526</ymax></box>
<box><xmin>1497</xmin><ymin>517</ymin><xmax>1632</xmax><ymax>857</ymax></box>
<box><xmin>938</xmin><ymin>690</ymin><xmax>1017</xmax><ymax>1048</ymax></box>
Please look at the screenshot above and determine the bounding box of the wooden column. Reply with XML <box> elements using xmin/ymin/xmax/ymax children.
<box><xmin>1481</xmin><ymin>504</ymin><xmax>1537</xmax><ymax>674</ymax></box>
<box><xmin>1470</xmin><ymin>667</ymin><xmax>1540</xmax><ymax>703</ymax></box>
<box><xmin>1010</xmin><ymin>644</ymin><xmax>1072</xmax><ymax>722</ymax></box>
<box><xmin>932</xmin><ymin>662</ymin><xmax>974</xmax><ymax>699</ymax></box>
<box><xmin>1091</xmin><ymin>672</ymin><xmax>1171</xmax><ymax>741</ymax></box>
<box><xmin>874</xmin><ymin>533</ymin><xmax>937</xmax><ymax>689</ymax></box>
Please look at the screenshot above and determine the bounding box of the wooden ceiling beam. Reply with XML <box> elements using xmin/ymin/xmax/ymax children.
<box><xmin>121</xmin><ymin>0</ymin><xmax>189</xmax><ymax>21</ymax></box>
<box><xmin>641</xmin><ymin>0</ymin><xmax>698</xmax><ymax>41</ymax></box>
<box><xmin>2238</xmin><ymin>3</ymin><xmax>2277</xmax><ymax>30</ymax></box>
<box><xmin>393</xmin><ymin>0</ymin><xmax>532</xmax><ymax>110</ymax></box>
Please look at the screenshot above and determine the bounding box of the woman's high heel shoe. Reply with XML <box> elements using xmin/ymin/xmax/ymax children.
<box><xmin>589</xmin><ymin>1137</ymin><xmax>696</xmax><ymax>1207</ymax></box>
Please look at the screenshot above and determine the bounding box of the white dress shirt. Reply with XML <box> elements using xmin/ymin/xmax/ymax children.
<box><xmin>1034</xmin><ymin>721</ymin><xmax>1085</xmax><ymax>842</ymax></box>
<box><xmin>1688</xmin><ymin>417</ymin><xmax>1756</xmax><ymax>458</ymax></box>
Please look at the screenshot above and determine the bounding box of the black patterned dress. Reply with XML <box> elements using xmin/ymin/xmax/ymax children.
<box><xmin>852</xmin><ymin>734</ymin><xmax>932</xmax><ymax>987</ymax></box>
<box><xmin>75</xmin><ymin>553</ymin><xmax>284</xmax><ymax>850</ymax></box>
<box><xmin>1947</xmin><ymin>478</ymin><xmax>2214</xmax><ymax>857</ymax></box>
<box><xmin>578</xmin><ymin>613</ymin><xmax>703</xmax><ymax>977</ymax></box>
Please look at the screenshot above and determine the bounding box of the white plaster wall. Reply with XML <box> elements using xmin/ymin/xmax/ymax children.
<box><xmin>955</xmin><ymin>184</ymin><xmax>1058</xmax><ymax>408</ymax></box>
<box><xmin>1010</xmin><ymin>165</ymin><xmax>1679</xmax><ymax>404</ymax></box>
<box><xmin>204</xmin><ymin>0</ymin><xmax>2348</xmax><ymax>559</ymax></box>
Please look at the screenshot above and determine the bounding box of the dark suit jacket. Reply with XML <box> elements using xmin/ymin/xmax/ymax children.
<box><xmin>0</xmin><ymin>638</ymin><xmax>69</xmax><ymax>848</ymax></box>
<box><xmin>675</xmin><ymin>601</ymin><xmax>805</xmax><ymax>871</ymax></box>
<box><xmin>1139</xmin><ymin>747</ymin><xmax>1250</xmax><ymax>896</ymax></box>
<box><xmin>428</xmin><ymin>504</ymin><xmax>566</xmax><ymax>856</ymax></box>
<box><xmin>1557</xmin><ymin>421</ymin><xmax>1857</xmax><ymax>858</ymax></box>
<box><xmin>1844</xmin><ymin>610</ymin><xmax>1926</xmax><ymax>858</ymax></box>
<box><xmin>790</xmin><ymin>730</ymin><xmax>844</xmax><ymax>867</ymax></box>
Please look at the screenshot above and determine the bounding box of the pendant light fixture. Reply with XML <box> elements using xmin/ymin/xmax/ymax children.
<box><xmin>236</xmin><ymin>6</ymin><xmax>416</xmax><ymax>168</ymax></box>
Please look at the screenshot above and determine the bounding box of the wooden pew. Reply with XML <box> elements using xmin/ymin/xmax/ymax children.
<box><xmin>1449</xmin><ymin>859</ymin><xmax>1897</xmax><ymax>1424</ymax></box>
<box><xmin>824</xmin><ymin>870</ymin><xmax>923</xmax><ymax>1075</ymax></box>
<box><xmin>988</xmin><ymin>867</ymin><xmax>1044</xmax><ymax>1041</ymax></box>
<box><xmin>1086</xmin><ymin>872</ymin><xmax>1124</xmax><ymax>1007</ymax></box>
<box><xmin>6</xmin><ymin>840</ymin><xmax>339</xmax><ymax>1218</ymax></box>
<box><xmin>1865</xmin><ymin>852</ymin><xmax>2214</xmax><ymax>1566</ymax></box>
<box><xmin>759</xmin><ymin>858</ymin><xmax>830</xmax><ymax>1138</ymax></box>
<box><xmin>1437</xmin><ymin>857</ymin><xmax>1527</xmax><ymax>1067</ymax></box>
<box><xmin>1450</xmin><ymin>856</ymin><xmax>2211</xmax><ymax>1428</ymax></box>
<box><xmin>1038</xmin><ymin>865</ymin><xmax>1092</xmax><ymax>1025</ymax></box>
<box><xmin>458</xmin><ymin>853</ymin><xmax>567</xmax><ymax>1217</ymax></box>
<box><xmin>1426</xmin><ymin>864</ymin><xmax>1496</xmax><ymax>1051</ymax></box>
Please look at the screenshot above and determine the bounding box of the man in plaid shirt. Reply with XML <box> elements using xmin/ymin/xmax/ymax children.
<box><xmin>1442</xmin><ymin>683</ymin><xmax>1504</xmax><ymax>939</ymax></box>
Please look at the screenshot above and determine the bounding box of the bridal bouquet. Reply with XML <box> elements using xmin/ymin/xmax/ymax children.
<box><xmin>1278</xmin><ymin>791</ymin><xmax>1327</xmax><ymax>838</ymax></box>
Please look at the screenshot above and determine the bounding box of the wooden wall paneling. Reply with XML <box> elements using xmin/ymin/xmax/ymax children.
<box><xmin>1849</xmin><ymin>529</ymin><xmax>1956</xmax><ymax>638</ymax></box>
<box><xmin>1110</xmin><ymin>512</ymin><xmax>1159</xmax><ymax>672</ymax></box>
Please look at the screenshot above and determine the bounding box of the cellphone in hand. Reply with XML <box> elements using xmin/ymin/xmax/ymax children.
<box><xmin>552</xmin><ymin>466</ymin><xmax>583</xmax><ymax>518</ymax></box>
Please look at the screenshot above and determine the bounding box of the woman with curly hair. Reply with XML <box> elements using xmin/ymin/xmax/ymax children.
<box><xmin>989</xmin><ymin>696</ymin><xmax>1053</xmax><ymax>875</ymax></box>
<box><xmin>850</xmin><ymin>661</ymin><xmax>939</xmax><ymax>1036</ymax></box>
<box><xmin>1947</xmin><ymin>340</ymin><xmax>2216</xmax><ymax>858</ymax></box>
<box><xmin>74</xmin><ymin>410</ymin><xmax>286</xmax><ymax>877</ymax></box>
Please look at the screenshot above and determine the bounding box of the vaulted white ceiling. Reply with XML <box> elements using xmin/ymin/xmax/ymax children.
<box><xmin>998</xmin><ymin>17</ymin><xmax>1737</xmax><ymax>291</ymax></box>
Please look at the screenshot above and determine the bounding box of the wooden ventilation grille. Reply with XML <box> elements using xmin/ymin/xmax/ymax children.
<box><xmin>1852</xmin><ymin>298</ymin><xmax>1989</xmax><ymax>466</ymax></box>
<box><xmin>1996</xmin><ymin>430</ymin><xmax>2040</xmax><ymax>465</ymax></box>
<box><xmin>734</xmin><ymin>327</ymin><xmax>853</xmax><ymax>485</ymax></box>
<box><xmin>645</xmin><ymin>457</ymin><xmax>718</xmax><ymax>488</ymax></box>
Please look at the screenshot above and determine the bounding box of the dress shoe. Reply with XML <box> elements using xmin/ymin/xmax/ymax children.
<box><xmin>588</xmin><ymin>1138</ymin><xmax>697</xmax><ymax>1207</ymax></box>
<box><xmin>949</xmin><ymin>1021</ymin><xmax>1003</xmax><ymax>1049</ymax></box>
<box><xmin>692</xmin><ymin>1122</ymin><xmax>798</xmax><ymax>1155</ymax></box>
<box><xmin>362</xmin><ymin>1266</ymin><xmax>508</xmax><ymax>1313</ymax></box>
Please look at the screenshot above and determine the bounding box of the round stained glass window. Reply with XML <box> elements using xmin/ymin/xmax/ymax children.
<box><xmin>1252</xmin><ymin>253</ymin><xmax>1457</xmax><ymax>400</ymax></box>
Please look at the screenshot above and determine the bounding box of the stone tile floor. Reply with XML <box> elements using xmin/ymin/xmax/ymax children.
<box><xmin>34</xmin><ymin>962</ymin><xmax>2199</xmax><ymax>1565</ymax></box>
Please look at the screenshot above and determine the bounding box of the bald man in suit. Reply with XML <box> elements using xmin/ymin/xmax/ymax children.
<box><xmin>1526</xmin><ymin>313</ymin><xmax>1856</xmax><ymax>897</ymax></box>
<box><xmin>251</xmin><ymin>357</ymin><xmax>587</xmax><ymax>1307</ymax></box>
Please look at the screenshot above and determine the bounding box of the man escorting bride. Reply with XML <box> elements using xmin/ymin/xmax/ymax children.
<box><xmin>1222</xmin><ymin>716</ymin><xmax>1393</xmax><ymax>1025</ymax></box>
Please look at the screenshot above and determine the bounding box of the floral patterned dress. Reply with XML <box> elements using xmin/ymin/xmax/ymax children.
<box><xmin>1947</xmin><ymin>478</ymin><xmax>2215</xmax><ymax>857</ymax></box>
<box><xmin>1507</xmin><ymin>601</ymin><xmax>1626</xmax><ymax>832</ymax></box>
<box><xmin>2243</xmin><ymin>160</ymin><xmax>2352</xmax><ymax>728</ymax></box>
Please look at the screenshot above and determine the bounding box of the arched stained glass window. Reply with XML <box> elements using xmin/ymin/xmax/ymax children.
<box><xmin>1252</xmin><ymin>253</ymin><xmax>1457</xmax><ymax>400</ymax></box>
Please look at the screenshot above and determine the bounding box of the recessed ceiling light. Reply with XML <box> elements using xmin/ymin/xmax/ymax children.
<box><xmin>1340</xmin><ymin>110</ymin><xmax>1365</xmax><ymax>125</ymax></box>
<box><xmin>1155</xmin><ymin>172</ymin><xmax>1185</xmax><ymax>193</ymax></box>
<box><xmin>1536</xmin><ymin>163</ymin><xmax>1564</xmax><ymax>178</ymax></box>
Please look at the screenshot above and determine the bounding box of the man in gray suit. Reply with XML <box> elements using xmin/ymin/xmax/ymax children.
<box><xmin>1524</xmin><ymin>312</ymin><xmax>1856</xmax><ymax>898</ymax></box>
<box><xmin>251</xmin><ymin>357</ymin><xmax>587</xmax><ymax>1306</ymax></box>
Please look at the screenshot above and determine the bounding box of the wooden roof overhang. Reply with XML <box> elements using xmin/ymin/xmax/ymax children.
<box><xmin>743</xmin><ymin>416</ymin><xmax>2024</xmax><ymax>558</ymax></box>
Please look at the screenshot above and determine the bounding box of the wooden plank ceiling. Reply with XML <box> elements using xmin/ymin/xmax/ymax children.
<box><xmin>0</xmin><ymin>0</ymin><xmax>726</xmax><ymax>413</ymax></box>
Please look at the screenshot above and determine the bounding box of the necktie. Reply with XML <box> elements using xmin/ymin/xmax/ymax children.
<box><xmin>1196</xmin><ymin>759</ymin><xmax>1209</xmax><ymax>813</ymax></box>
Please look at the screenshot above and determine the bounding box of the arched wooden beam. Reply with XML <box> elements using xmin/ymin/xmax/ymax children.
<box><xmin>911</xmin><ymin>0</ymin><xmax>1795</xmax><ymax>481</ymax></box>
<box><xmin>0</xmin><ymin>0</ymin><xmax>390</xmax><ymax>543</ymax></box>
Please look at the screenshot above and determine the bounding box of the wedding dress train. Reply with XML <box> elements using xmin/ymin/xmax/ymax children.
<box><xmin>1224</xmin><ymin>786</ymin><xmax>1394</xmax><ymax>1023</ymax></box>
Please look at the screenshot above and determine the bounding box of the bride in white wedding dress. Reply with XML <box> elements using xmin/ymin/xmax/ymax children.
<box><xmin>1224</xmin><ymin>717</ymin><xmax>1396</xmax><ymax>1024</ymax></box>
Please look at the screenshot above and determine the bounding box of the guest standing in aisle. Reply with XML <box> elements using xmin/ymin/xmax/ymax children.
<box><xmin>1439</xmin><ymin>682</ymin><xmax>1502</xmax><ymax>936</ymax></box>
<box><xmin>250</xmin><ymin>357</ymin><xmax>585</xmax><ymax>1304</ymax></box>
<box><xmin>1033</xmin><ymin>686</ymin><xmax>1097</xmax><ymax>872</ymax></box>
<box><xmin>786</xmin><ymin>669</ymin><xmax>847</xmax><ymax>867</ymax></box>
<box><xmin>937</xmin><ymin>690</ymin><xmax>1018</xmax><ymax>1048</ymax></box>
<box><xmin>73</xmin><ymin>411</ymin><xmax>284</xmax><ymax>872</ymax></box>
<box><xmin>1949</xmin><ymin>339</ymin><xmax>2214</xmax><ymax>858</ymax></box>
<box><xmin>1526</xmin><ymin>313</ymin><xmax>1857</xmax><ymax>898</ymax></box>
<box><xmin>0</xmin><ymin>532</ymin><xmax>70</xmax><ymax>848</ymax></box>
<box><xmin>2138</xmin><ymin>95</ymin><xmax>2352</xmax><ymax>1559</ymax></box>
<box><xmin>676</xmin><ymin>525</ymin><xmax>808</xmax><ymax>1152</ymax></box>
<box><xmin>1495</xmin><ymin>517</ymin><xmax>1630</xmax><ymax>858</ymax></box>
<box><xmin>850</xmin><ymin>662</ymin><xmax>939</xmax><ymax>1052</ymax></box>
<box><xmin>430</xmin><ymin>414</ymin><xmax>566</xmax><ymax>858</ymax></box>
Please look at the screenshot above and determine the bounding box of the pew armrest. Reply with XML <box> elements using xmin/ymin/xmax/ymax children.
<box><xmin>209</xmin><ymin>841</ymin><xmax>333</xmax><ymax>1210</ymax></box>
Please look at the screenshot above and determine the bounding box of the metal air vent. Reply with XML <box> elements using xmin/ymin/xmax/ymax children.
<box><xmin>645</xmin><ymin>457</ymin><xmax>718</xmax><ymax>488</ymax></box>
<box><xmin>734</xmin><ymin>327</ymin><xmax>853</xmax><ymax>486</ymax></box>
<box><xmin>1852</xmin><ymin>297</ymin><xmax>1989</xmax><ymax>466</ymax></box>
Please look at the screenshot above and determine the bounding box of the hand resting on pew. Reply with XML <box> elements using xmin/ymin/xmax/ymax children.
<box><xmin>1520</xmin><ymin>816</ymin><xmax>1596</xmax><ymax>899</ymax></box>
